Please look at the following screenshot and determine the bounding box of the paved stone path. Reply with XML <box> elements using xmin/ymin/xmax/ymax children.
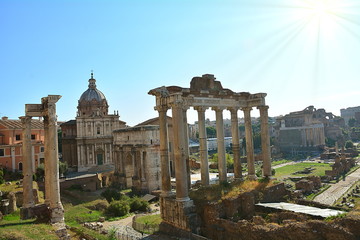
<box><xmin>313</xmin><ymin>166</ymin><xmax>360</xmax><ymax>205</ymax></box>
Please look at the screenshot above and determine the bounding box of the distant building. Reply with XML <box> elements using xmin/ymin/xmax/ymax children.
<box><xmin>61</xmin><ymin>73</ymin><xmax>126</xmax><ymax>172</ymax></box>
<box><xmin>0</xmin><ymin>117</ymin><xmax>44</xmax><ymax>171</ymax></box>
<box><xmin>340</xmin><ymin>106</ymin><xmax>360</xmax><ymax>125</ymax></box>
<box><xmin>275</xmin><ymin>106</ymin><xmax>344</xmax><ymax>153</ymax></box>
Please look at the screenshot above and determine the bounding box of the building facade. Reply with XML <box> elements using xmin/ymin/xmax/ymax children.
<box><xmin>61</xmin><ymin>73</ymin><xmax>126</xmax><ymax>172</ymax></box>
<box><xmin>276</xmin><ymin>106</ymin><xmax>344</xmax><ymax>153</ymax></box>
<box><xmin>0</xmin><ymin>117</ymin><xmax>45</xmax><ymax>171</ymax></box>
<box><xmin>341</xmin><ymin>106</ymin><xmax>360</xmax><ymax>126</ymax></box>
<box><xmin>113</xmin><ymin>125</ymin><xmax>162</xmax><ymax>193</ymax></box>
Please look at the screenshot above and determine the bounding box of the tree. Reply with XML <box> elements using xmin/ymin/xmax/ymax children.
<box><xmin>348</xmin><ymin>118</ymin><xmax>356</xmax><ymax>128</ymax></box>
<box><xmin>345</xmin><ymin>140</ymin><xmax>354</xmax><ymax>149</ymax></box>
<box><xmin>206</xmin><ymin>126</ymin><xmax>216</xmax><ymax>138</ymax></box>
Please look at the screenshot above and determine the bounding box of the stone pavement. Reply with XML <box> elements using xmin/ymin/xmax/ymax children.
<box><xmin>313</xmin><ymin>166</ymin><xmax>360</xmax><ymax>205</ymax></box>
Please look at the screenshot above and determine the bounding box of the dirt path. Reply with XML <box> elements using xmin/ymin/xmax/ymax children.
<box><xmin>102</xmin><ymin>215</ymin><xmax>134</xmax><ymax>230</ymax></box>
<box><xmin>313</xmin><ymin>166</ymin><xmax>360</xmax><ymax>205</ymax></box>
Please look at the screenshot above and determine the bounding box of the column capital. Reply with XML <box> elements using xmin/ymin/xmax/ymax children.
<box><xmin>19</xmin><ymin>116</ymin><xmax>32</xmax><ymax>124</ymax></box>
<box><xmin>212</xmin><ymin>106</ymin><xmax>225</xmax><ymax>112</ymax></box>
<box><xmin>194</xmin><ymin>106</ymin><xmax>208</xmax><ymax>112</ymax></box>
<box><xmin>241</xmin><ymin>106</ymin><xmax>253</xmax><ymax>112</ymax></box>
<box><xmin>257</xmin><ymin>105</ymin><xmax>269</xmax><ymax>111</ymax></box>
<box><xmin>227</xmin><ymin>107</ymin><xmax>239</xmax><ymax>114</ymax></box>
<box><xmin>169</xmin><ymin>100</ymin><xmax>187</xmax><ymax>110</ymax></box>
<box><xmin>155</xmin><ymin>105</ymin><xmax>169</xmax><ymax>112</ymax></box>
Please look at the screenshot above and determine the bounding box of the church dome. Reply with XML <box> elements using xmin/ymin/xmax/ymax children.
<box><xmin>79</xmin><ymin>74</ymin><xmax>106</xmax><ymax>102</ymax></box>
<box><xmin>77</xmin><ymin>72</ymin><xmax>109</xmax><ymax>117</ymax></box>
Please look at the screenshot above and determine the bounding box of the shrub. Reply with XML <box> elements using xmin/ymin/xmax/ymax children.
<box><xmin>106</xmin><ymin>200</ymin><xmax>130</xmax><ymax>217</ymax></box>
<box><xmin>85</xmin><ymin>199</ymin><xmax>109</xmax><ymax>212</ymax></box>
<box><xmin>35</xmin><ymin>164</ymin><xmax>45</xmax><ymax>181</ymax></box>
<box><xmin>101</xmin><ymin>189</ymin><xmax>121</xmax><ymax>203</ymax></box>
<box><xmin>130</xmin><ymin>197</ymin><xmax>149</xmax><ymax>212</ymax></box>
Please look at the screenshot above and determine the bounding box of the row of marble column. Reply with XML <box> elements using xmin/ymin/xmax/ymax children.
<box><xmin>21</xmin><ymin>96</ymin><xmax>64</xmax><ymax>223</ymax></box>
<box><xmin>157</xmin><ymin>101</ymin><xmax>271</xmax><ymax>202</ymax></box>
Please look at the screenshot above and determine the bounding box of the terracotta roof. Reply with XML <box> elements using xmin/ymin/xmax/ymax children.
<box><xmin>0</xmin><ymin>119</ymin><xmax>44</xmax><ymax>129</ymax></box>
<box><xmin>135</xmin><ymin>116</ymin><xmax>173</xmax><ymax>127</ymax></box>
<box><xmin>60</xmin><ymin>120</ymin><xmax>76</xmax><ymax>126</ymax></box>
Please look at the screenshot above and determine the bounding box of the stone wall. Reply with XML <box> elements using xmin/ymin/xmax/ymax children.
<box><xmin>160</xmin><ymin>197</ymin><xmax>200</xmax><ymax>233</ymax></box>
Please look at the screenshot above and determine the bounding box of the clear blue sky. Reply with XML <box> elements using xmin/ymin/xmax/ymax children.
<box><xmin>1</xmin><ymin>0</ymin><xmax>359</xmax><ymax>126</ymax></box>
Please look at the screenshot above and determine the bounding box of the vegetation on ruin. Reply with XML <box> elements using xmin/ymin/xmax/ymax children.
<box><xmin>190</xmin><ymin>179</ymin><xmax>273</xmax><ymax>203</ymax></box>
<box><xmin>0</xmin><ymin>210</ymin><xmax>58</xmax><ymax>240</ymax></box>
<box><xmin>134</xmin><ymin>214</ymin><xmax>161</xmax><ymax>234</ymax></box>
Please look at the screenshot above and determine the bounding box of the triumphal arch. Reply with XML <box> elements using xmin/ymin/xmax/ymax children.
<box><xmin>149</xmin><ymin>74</ymin><xmax>271</xmax><ymax>233</ymax></box>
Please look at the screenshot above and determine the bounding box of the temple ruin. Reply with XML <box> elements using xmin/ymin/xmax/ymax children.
<box><xmin>20</xmin><ymin>95</ymin><xmax>64</xmax><ymax>223</ymax></box>
<box><xmin>148</xmin><ymin>74</ymin><xmax>272</xmax><ymax>233</ymax></box>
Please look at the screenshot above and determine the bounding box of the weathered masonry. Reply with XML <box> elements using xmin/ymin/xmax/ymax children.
<box><xmin>20</xmin><ymin>95</ymin><xmax>64</xmax><ymax>223</ymax></box>
<box><xmin>148</xmin><ymin>74</ymin><xmax>272</xmax><ymax>233</ymax></box>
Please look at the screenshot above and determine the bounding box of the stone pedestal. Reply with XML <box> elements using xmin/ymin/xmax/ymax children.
<box><xmin>160</xmin><ymin>197</ymin><xmax>199</xmax><ymax>233</ymax></box>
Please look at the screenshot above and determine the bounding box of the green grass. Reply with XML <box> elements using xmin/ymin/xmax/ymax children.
<box><xmin>0</xmin><ymin>211</ymin><xmax>58</xmax><ymax>240</ymax></box>
<box><xmin>274</xmin><ymin>162</ymin><xmax>332</xmax><ymax>180</ymax></box>
<box><xmin>135</xmin><ymin>214</ymin><xmax>162</xmax><ymax>226</ymax></box>
<box><xmin>272</xmin><ymin>159</ymin><xmax>292</xmax><ymax>166</ymax></box>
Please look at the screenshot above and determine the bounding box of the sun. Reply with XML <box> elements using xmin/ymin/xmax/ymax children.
<box><xmin>308</xmin><ymin>0</ymin><xmax>336</xmax><ymax>18</ymax></box>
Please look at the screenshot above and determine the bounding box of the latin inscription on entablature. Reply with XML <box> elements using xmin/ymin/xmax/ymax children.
<box><xmin>25</xmin><ymin>104</ymin><xmax>44</xmax><ymax>117</ymax></box>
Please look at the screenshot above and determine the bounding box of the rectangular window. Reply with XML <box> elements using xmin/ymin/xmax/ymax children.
<box><xmin>0</xmin><ymin>149</ymin><xmax>4</xmax><ymax>156</ymax></box>
<box><xmin>40</xmin><ymin>147</ymin><xmax>44</xmax><ymax>152</ymax></box>
<box><xmin>31</xmin><ymin>134</ymin><xmax>36</xmax><ymax>140</ymax></box>
<box><xmin>16</xmin><ymin>135</ymin><xmax>21</xmax><ymax>140</ymax></box>
<box><xmin>97</xmin><ymin>127</ymin><xmax>100</xmax><ymax>134</ymax></box>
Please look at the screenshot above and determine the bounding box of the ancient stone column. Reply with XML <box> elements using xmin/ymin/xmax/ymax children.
<box><xmin>258</xmin><ymin>105</ymin><xmax>272</xmax><ymax>177</ymax></box>
<box><xmin>194</xmin><ymin>106</ymin><xmax>209</xmax><ymax>186</ymax></box>
<box><xmin>229</xmin><ymin>107</ymin><xmax>242</xmax><ymax>179</ymax></box>
<box><xmin>156</xmin><ymin>105</ymin><xmax>172</xmax><ymax>197</ymax></box>
<box><xmin>20</xmin><ymin>116</ymin><xmax>34</xmax><ymax>219</ymax></box>
<box><xmin>182</xmin><ymin>108</ymin><xmax>191</xmax><ymax>189</ymax></box>
<box><xmin>44</xmin><ymin>95</ymin><xmax>64</xmax><ymax>223</ymax></box>
<box><xmin>242</xmin><ymin>107</ymin><xmax>256</xmax><ymax>180</ymax></box>
<box><xmin>43</xmin><ymin>116</ymin><xmax>51</xmax><ymax>205</ymax></box>
<box><xmin>171</xmin><ymin>96</ymin><xmax>190</xmax><ymax>201</ymax></box>
<box><xmin>213</xmin><ymin>107</ymin><xmax>227</xmax><ymax>182</ymax></box>
<box><xmin>140</xmin><ymin>150</ymin><xmax>147</xmax><ymax>192</ymax></box>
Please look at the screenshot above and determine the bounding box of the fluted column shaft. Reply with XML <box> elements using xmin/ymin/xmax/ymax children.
<box><xmin>258</xmin><ymin>106</ymin><xmax>272</xmax><ymax>177</ymax></box>
<box><xmin>229</xmin><ymin>108</ymin><xmax>242</xmax><ymax>179</ymax></box>
<box><xmin>20</xmin><ymin>116</ymin><xmax>34</xmax><ymax>208</ymax></box>
<box><xmin>213</xmin><ymin>107</ymin><xmax>226</xmax><ymax>182</ymax></box>
<box><xmin>171</xmin><ymin>98</ymin><xmax>190</xmax><ymax>201</ymax></box>
<box><xmin>157</xmin><ymin>105</ymin><xmax>171</xmax><ymax>196</ymax></box>
<box><xmin>242</xmin><ymin>107</ymin><xmax>256</xmax><ymax>180</ymax></box>
<box><xmin>195</xmin><ymin>106</ymin><xmax>209</xmax><ymax>185</ymax></box>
